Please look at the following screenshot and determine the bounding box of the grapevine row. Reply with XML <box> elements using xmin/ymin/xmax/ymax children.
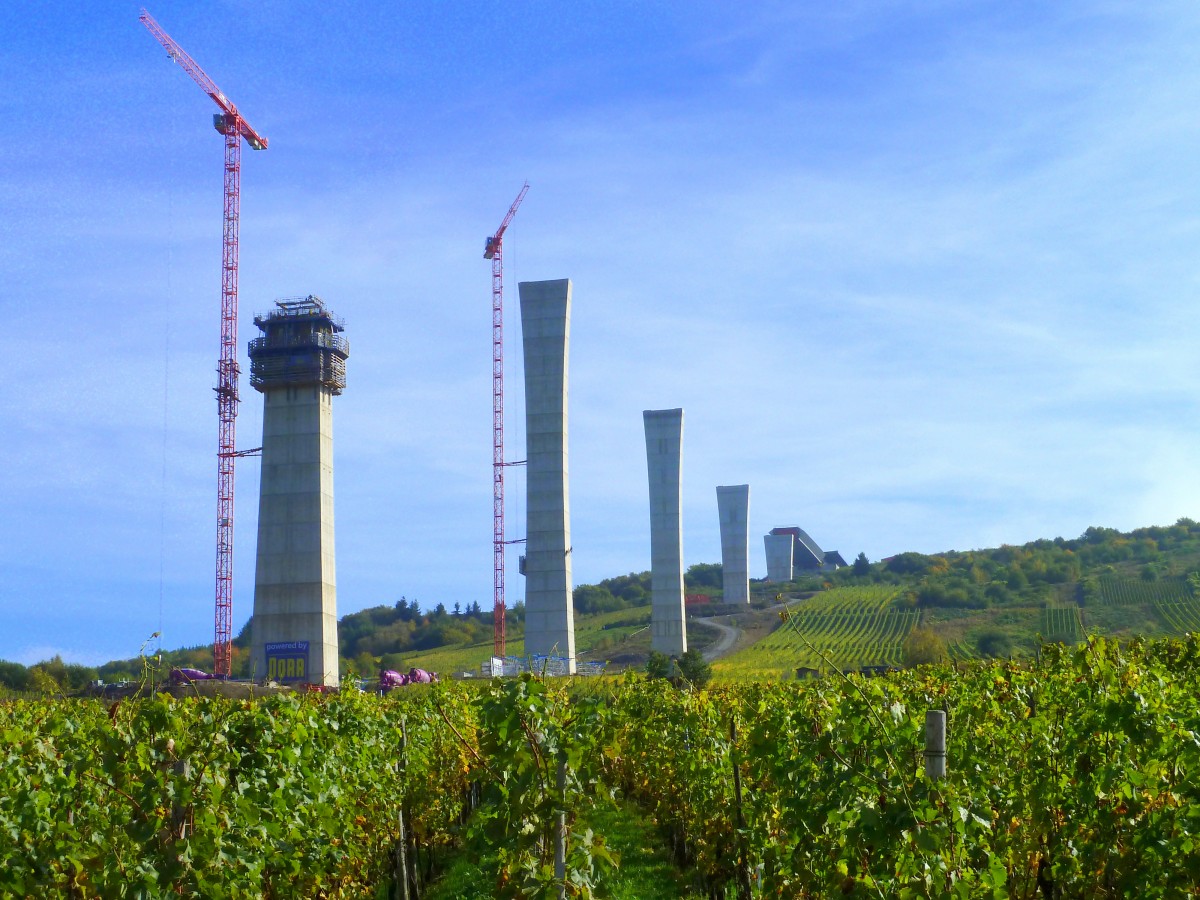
<box><xmin>1154</xmin><ymin>599</ymin><xmax>1200</xmax><ymax>634</ymax></box>
<box><xmin>1095</xmin><ymin>575</ymin><xmax>1190</xmax><ymax>606</ymax></box>
<box><xmin>607</xmin><ymin>636</ymin><xmax>1200</xmax><ymax>896</ymax></box>
<box><xmin>719</xmin><ymin>607</ymin><xmax>918</xmax><ymax>677</ymax></box>
<box><xmin>1042</xmin><ymin>606</ymin><xmax>1083</xmax><ymax>641</ymax></box>
<box><xmin>0</xmin><ymin>687</ymin><xmax>481</xmax><ymax>898</ymax></box>
<box><xmin>11</xmin><ymin>637</ymin><xmax>1200</xmax><ymax>897</ymax></box>
<box><xmin>792</xmin><ymin>584</ymin><xmax>903</xmax><ymax>612</ymax></box>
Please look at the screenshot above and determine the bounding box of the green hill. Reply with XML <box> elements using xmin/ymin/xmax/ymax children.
<box><xmin>8</xmin><ymin>519</ymin><xmax>1200</xmax><ymax>696</ymax></box>
<box><xmin>717</xmin><ymin>518</ymin><xmax>1200</xmax><ymax>679</ymax></box>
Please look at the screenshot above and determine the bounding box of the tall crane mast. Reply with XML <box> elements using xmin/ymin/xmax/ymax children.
<box><xmin>140</xmin><ymin>9</ymin><xmax>267</xmax><ymax>677</ymax></box>
<box><xmin>484</xmin><ymin>182</ymin><xmax>529</xmax><ymax>659</ymax></box>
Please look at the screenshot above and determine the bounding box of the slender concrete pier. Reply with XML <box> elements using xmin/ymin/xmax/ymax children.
<box><xmin>247</xmin><ymin>296</ymin><xmax>349</xmax><ymax>687</ymax></box>
<box><xmin>519</xmin><ymin>279</ymin><xmax>576</xmax><ymax>673</ymax></box>
<box><xmin>644</xmin><ymin>408</ymin><xmax>687</xmax><ymax>655</ymax></box>
<box><xmin>717</xmin><ymin>485</ymin><xmax>750</xmax><ymax>604</ymax></box>
<box><xmin>764</xmin><ymin>532</ymin><xmax>794</xmax><ymax>583</ymax></box>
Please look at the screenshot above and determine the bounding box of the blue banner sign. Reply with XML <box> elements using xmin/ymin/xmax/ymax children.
<box><xmin>265</xmin><ymin>640</ymin><xmax>310</xmax><ymax>682</ymax></box>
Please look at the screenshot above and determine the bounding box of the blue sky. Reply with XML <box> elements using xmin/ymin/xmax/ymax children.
<box><xmin>5</xmin><ymin>1</ymin><xmax>1200</xmax><ymax>666</ymax></box>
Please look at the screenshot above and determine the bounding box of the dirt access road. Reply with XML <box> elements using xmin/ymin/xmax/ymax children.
<box><xmin>692</xmin><ymin>617</ymin><xmax>741</xmax><ymax>661</ymax></box>
<box><xmin>692</xmin><ymin>595</ymin><xmax>804</xmax><ymax>662</ymax></box>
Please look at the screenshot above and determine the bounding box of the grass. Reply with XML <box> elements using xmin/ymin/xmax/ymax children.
<box><xmin>398</xmin><ymin>607</ymin><xmax>654</xmax><ymax>677</ymax></box>
<box><xmin>1081</xmin><ymin>603</ymin><xmax>1168</xmax><ymax>639</ymax></box>
<box><xmin>587</xmin><ymin>800</ymin><xmax>702</xmax><ymax>899</ymax></box>
<box><xmin>934</xmin><ymin>606</ymin><xmax>1042</xmax><ymax>658</ymax></box>
<box><xmin>423</xmin><ymin>797</ymin><xmax>699</xmax><ymax>900</ymax></box>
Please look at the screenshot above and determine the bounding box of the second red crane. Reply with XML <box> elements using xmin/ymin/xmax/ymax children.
<box><xmin>484</xmin><ymin>182</ymin><xmax>529</xmax><ymax>660</ymax></box>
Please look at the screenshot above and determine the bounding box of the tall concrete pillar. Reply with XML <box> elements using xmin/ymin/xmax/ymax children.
<box><xmin>519</xmin><ymin>279</ymin><xmax>575</xmax><ymax>673</ymax></box>
<box><xmin>717</xmin><ymin>485</ymin><xmax>750</xmax><ymax>604</ymax></box>
<box><xmin>764</xmin><ymin>533</ymin><xmax>794</xmax><ymax>583</ymax></box>
<box><xmin>247</xmin><ymin>296</ymin><xmax>349</xmax><ymax>687</ymax></box>
<box><xmin>644</xmin><ymin>408</ymin><xmax>687</xmax><ymax>656</ymax></box>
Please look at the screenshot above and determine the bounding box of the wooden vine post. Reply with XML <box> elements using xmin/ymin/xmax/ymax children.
<box><xmin>394</xmin><ymin>719</ymin><xmax>411</xmax><ymax>900</ymax></box>
<box><xmin>924</xmin><ymin>710</ymin><xmax>947</xmax><ymax>780</ymax></box>
<box><xmin>730</xmin><ymin>716</ymin><xmax>753</xmax><ymax>900</ymax></box>
<box><xmin>554</xmin><ymin>758</ymin><xmax>567</xmax><ymax>900</ymax></box>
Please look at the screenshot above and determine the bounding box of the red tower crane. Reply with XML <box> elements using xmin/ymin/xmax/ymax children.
<box><xmin>484</xmin><ymin>182</ymin><xmax>529</xmax><ymax>659</ymax></box>
<box><xmin>140</xmin><ymin>9</ymin><xmax>267</xmax><ymax>677</ymax></box>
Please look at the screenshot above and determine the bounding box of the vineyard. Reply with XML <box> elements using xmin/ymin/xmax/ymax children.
<box><xmin>715</xmin><ymin>585</ymin><xmax>917</xmax><ymax>678</ymax></box>
<box><xmin>785</xmin><ymin>584</ymin><xmax>902</xmax><ymax>611</ymax></box>
<box><xmin>1093</xmin><ymin>575</ymin><xmax>1192</xmax><ymax>606</ymax></box>
<box><xmin>1041</xmin><ymin>606</ymin><xmax>1083</xmax><ymax>642</ymax></box>
<box><xmin>5</xmin><ymin>636</ymin><xmax>1200</xmax><ymax>897</ymax></box>
<box><xmin>1153</xmin><ymin>600</ymin><xmax>1200</xmax><ymax>634</ymax></box>
<box><xmin>1079</xmin><ymin>576</ymin><xmax>1200</xmax><ymax>642</ymax></box>
<box><xmin>0</xmin><ymin>686</ymin><xmax>478</xmax><ymax>897</ymax></box>
<box><xmin>611</xmin><ymin>636</ymin><xmax>1200</xmax><ymax>897</ymax></box>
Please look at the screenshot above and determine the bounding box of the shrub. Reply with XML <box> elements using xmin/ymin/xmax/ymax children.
<box><xmin>976</xmin><ymin>628</ymin><xmax>1013</xmax><ymax>659</ymax></box>
<box><xmin>902</xmin><ymin>627</ymin><xmax>949</xmax><ymax>667</ymax></box>
<box><xmin>645</xmin><ymin>650</ymin><xmax>712</xmax><ymax>688</ymax></box>
<box><xmin>645</xmin><ymin>651</ymin><xmax>672</xmax><ymax>680</ymax></box>
<box><xmin>677</xmin><ymin>650</ymin><xmax>713</xmax><ymax>688</ymax></box>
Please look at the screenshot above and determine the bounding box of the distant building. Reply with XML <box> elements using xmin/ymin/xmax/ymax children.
<box><xmin>768</xmin><ymin>526</ymin><xmax>846</xmax><ymax>574</ymax></box>
<box><xmin>825</xmin><ymin>550</ymin><xmax>848</xmax><ymax>568</ymax></box>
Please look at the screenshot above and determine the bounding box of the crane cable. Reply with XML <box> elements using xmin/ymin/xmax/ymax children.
<box><xmin>508</xmin><ymin>234</ymin><xmax>525</xmax><ymax>587</ymax></box>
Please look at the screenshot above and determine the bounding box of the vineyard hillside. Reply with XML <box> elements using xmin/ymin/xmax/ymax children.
<box><xmin>8</xmin><ymin>520</ymin><xmax>1200</xmax><ymax>694</ymax></box>
<box><xmin>714</xmin><ymin>586</ymin><xmax>916</xmax><ymax>679</ymax></box>
<box><xmin>720</xmin><ymin>518</ymin><xmax>1200</xmax><ymax>678</ymax></box>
